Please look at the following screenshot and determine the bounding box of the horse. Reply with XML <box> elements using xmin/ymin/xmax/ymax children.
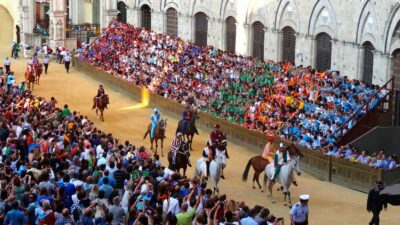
<box><xmin>143</xmin><ymin>119</ymin><xmax>167</xmax><ymax>156</ymax></box>
<box><xmin>242</xmin><ymin>144</ymin><xmax>302</xmax><ymax>192</ymax></box>
<box><xmin>25</xmin><ymin>67</ymin><xmax>36</xmax><ymax>91</ymax></box>
<box><xmin>195</xmin><ymin>148</ymin><xmax>227</xmax><ymax>195</ymax></box>
<box><xmin>167</xmin><ymin>141</ymin><xmax>190</xmax><ymax>176</ymax></box>
<box><xmin>93</xmin><ymin>94</ymin><xmax>109</xmax><ymax>122</ymax></box>
<box><xmin>263</xmin><ymin>155</ymin><xmax>301</xmax><ymax>207</ymax></box>
<box><xmin>176</xmin><ymin>110</ymin><xmax>199</xmax><ymax>150</ymax></box>
<box><xmin>35</xmin><ymin>64</ymin><xmax>43</xmax><ymax>85</ymax></box>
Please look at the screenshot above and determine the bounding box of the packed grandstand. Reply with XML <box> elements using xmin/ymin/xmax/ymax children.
<box><xmin>79</xmin><ymin>20</ymin><xmax>397</xmax><ymax>170</ymax></box>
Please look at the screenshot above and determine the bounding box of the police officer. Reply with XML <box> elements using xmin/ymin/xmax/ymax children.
<box><xmin>367</xmin><ymin>181</ymin><xmax>387</xmax><ymax>225</ymax></box>
<box><xmin>290</xmin><ymin>194</ymin><xmax>309</xmax><ymax>225</ymax></box>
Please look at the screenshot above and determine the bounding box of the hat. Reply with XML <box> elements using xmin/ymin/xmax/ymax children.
<box><xmin>279</xmin><ymin>143</ymin><xmax>284</xmax><ymax>148</ymax></box>
<box><xmin>375</xmin><ymin>180</ymin><xmax>384</xmax><ymax>185</ymax></box>
<box><xmin>300</xmin><ymin>194</ymin><xmax>310</xmax><ymax>201</ymax></box>
<box><xmin>154</xmin><ymin>108</ymin><xmax>159</xmax><ymax>112</ymax></box>
<box><xmin>215</xmin><ymin>124</ymin><xmax>220</xmax><ymax>129</ymax></box>
<box><xmin>176</xmin><ymin>132</ymin><xmax>183</xmax><ymax>136</ymax></box>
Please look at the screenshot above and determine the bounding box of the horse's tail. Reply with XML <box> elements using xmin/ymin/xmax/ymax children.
<box><xmin>143</xmin><ymin>130</ymin><xmax>149</xmax><ymax>140</ymax></box>
<box><xmin>242</xmin><ymin>157</ymin><xmax>253</xmax><ymax>182</ymax></box>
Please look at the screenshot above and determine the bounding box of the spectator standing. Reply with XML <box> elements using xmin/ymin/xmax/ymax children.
<box><xmin>55</xmin><ymin>208</ymin><xmax>76</xmax><ymax>225</ymax></box>
<box><xmin>64</xmin><ymin>52</ymin><xmax>71</xmax><ymax>73</ymax></box>
<box><xmin>240</xmin><ymin>208</ymin><xmax>258</xmax><ymax>225</ymax></box>
<box><xmin>4</xmin><ymin>201</ymin><xmax>27</xmax><ymax>225</ymax></box>
<box><xmin>4</xmin><ymin>57</ymin><xmax>11</xmax><ymax>74</ymax></box>
<box><xmin>367</xmin><ymin>181</ymin><xmax>387</xmax><ymax>225</ymax></box>
<box><xmin>289</xmin><ymin>194</ymin><xmax>309</xmax><ymax>225</ymax></box>
<box><xmin>43</xmin><ymin>55</ymin><xmax>50</xmax><ymax>74</ymax></box>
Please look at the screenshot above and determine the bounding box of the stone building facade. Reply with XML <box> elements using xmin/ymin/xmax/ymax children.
<box><xmin>3</xmin><ymin>0</ymin><xmax>400</xmax><ymax>87</ymax></box>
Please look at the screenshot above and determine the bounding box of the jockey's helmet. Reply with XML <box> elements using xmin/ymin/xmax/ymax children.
<box><xmin>176</xmin><ymin>132</ymin><xmax>183</xmax><ymax>137</ymax></box>
<box><xmin>154</xmin><ymin>108</ymin><xmax>159</xmax><ymax>112</ymax></box>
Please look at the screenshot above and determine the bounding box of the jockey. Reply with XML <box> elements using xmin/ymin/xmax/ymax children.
<box><xmin>270</xmin><ymin>143</ymin><xmax>291</xmax><ymax>185</ymax></box>
<box><xmin>181</xmin><ymin>105</ymin><xmax>191</xmax><ymax>133</ymax></box>
<box><xmin>262</xmin><ymin>133</ymin><xmax>276</xmax><ymax>161</ymax></box>
<box><xmin>150</xmin><ymin>108</ymin><xmax>161</xmax><ymax>139</ymax></box>
<box><xmin>210</xmin><ymin>124</ymin><xmax>224</xmax><ymax>148</ymax></box>
<box><xmin>170</xmin><ymin>132</ymin><xmax>191</xmax><ymax>166</ymax></box>
<box><xmin>32</xmin><ymin>56</ymin><xmax>39</xmax><ymax>66</ymax></box>
<box><xmin>92</xmin><ymin>84</ymin><xmax>106</xmax><ymax>109</ymax></box>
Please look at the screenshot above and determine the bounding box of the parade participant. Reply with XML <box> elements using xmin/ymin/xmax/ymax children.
<box><xmin>64</xmin><ymin>51</ymin><xmax>71</xmax><ymax>73</ymax></box>
<box><xmin>150</xmin><ymin>108</ymin><xmax>161</xmax><ymax>139</ymax></box>
<box><xmin>181</xmin><ymin>105</ymin><xmax>192</xmax><ymax>133</ymax></box>
<box><xmin>43</xmin><ymin>55</ymin><xmax>50</xmax><ymax>74</ymax></box>
<box><xmin>367</xmin><ymin>181</ymin><xmax>387</xmax><ymax>225</ymax></box>
<box><xmin>210</xmin><ymin>124</ymin><xmax>224</xmax><ymax>149</ymax></box>
<box><xmin>92</xmin><ymin>84</ymin><xmax>106</xmax><ymax>109</ymax></box>
<box><xmin>270</xmin><ymin>143</ymin><xmax>290</xmax><ymax>185</ymax></box>
<box><xmin>170</xmin><ymin>132</ymin><xmax>188</xmax><ymax>166</ymax></box>
<box><xmin>290</xmin><ymin>194</ymin><xmax>310</xmax><ymax>225</ymax></box>
<box><xmin>4</xmin><ymin>57</ymin><xmax>11</xmax><ymax>74</ymax></box>
<box><xmin>262</xmin><ymin>132</ymin><xmax>276</xmax><ymax>161</ymax></box>
<box><xmin>202</xmin><ymin>140</ymin><xmax>214</xmax><ymax>178</ymax></box>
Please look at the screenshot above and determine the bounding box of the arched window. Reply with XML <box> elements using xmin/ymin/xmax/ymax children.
<box><xmin>225</xmin><ymin>16</ymin><xmax>236</xmax><ymax>53</ymax></box>
<box><xmin>362</xmin><ymin>41</ymin><xmax>375</xmax><ymax>84</ymax></box>
<box><xmin>281</xmin><ymin>26</ymin><xmax>296</xmax><ymax>63</ymax></box>
<box><xmin>252</xmin><ymin>21</ymin><xmax>265</xmax><ymax>59</ymax></box>
<box><xmin>166</xmin><ymin>8</ymin><xmax>178</xmax><ymax>37</ymax></box>
<box><xmin>195</xmin><ymin>12</ymin><xmax>208</xmax><ymax>46</ymax></box>
<box><xmin>315</xmin><ymin>32</ymin><xmax>332</xmax><ymax>71</ymax></box>
<box><xmin>141</xmin><ymin>5</ymin><xmax>151</xmax><ymax>29</ymax></box>
<box><xmin>92</xmin><ymin>0</ymin><xmax>101</xmax><ymax>24</ymax></box>
<box><xmin>117</xmin><ymin>1</ymin><xmax>127</xmax><ymax>24</ymax></box>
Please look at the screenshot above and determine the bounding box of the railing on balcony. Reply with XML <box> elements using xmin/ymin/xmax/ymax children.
<box><xmin>335</xmin><ymin>77</ymin><xmax>395</xmax><ymax>142</ymax></box>
<box><xmin>66</xmin><ymin>24</ymin><xmax>100</xmax><ymax>43</ymax></box>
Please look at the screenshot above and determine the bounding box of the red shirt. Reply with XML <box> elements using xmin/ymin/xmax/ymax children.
<box><xmin>38</xmin><ymin>210</ymin><xmax>56</xmax><ymax>225</ymax></box>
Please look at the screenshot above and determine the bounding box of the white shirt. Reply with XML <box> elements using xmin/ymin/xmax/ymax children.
<box><xmin>96</xmin><ymin>145</ymin><xmax>104</xmax><ymax>158</ymax></box>
<box><xmin>4</xmin><ymin>59</ymin><xmax>10</xmax><ymax>65</ymax></box>
<box><xmin>162</xmin><ymin>197</ymin><xmax>180</xmax><ymax>215</ymax></box>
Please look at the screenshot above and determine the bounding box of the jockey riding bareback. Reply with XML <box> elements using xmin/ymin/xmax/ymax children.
<box><xmin>181</xmin><ymin>105</ymin><xmax>191</xmax><ymax>133</ymax></box>
<box><xmin>92</xmin><ymin>84</ymin><xmax>106</xmax><ymax>109</ymax></box>
<box><xmin>150</xmin><ymin>108</ymin><xmax>161</xmax><ymax>139</ymax></box>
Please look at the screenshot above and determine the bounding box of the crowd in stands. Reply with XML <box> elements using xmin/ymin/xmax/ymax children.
<box><xmin>0</xmin><ymin>68</ymin><xmax>286</xmax><ymax>225</ymax></box>
<box><xmin>79</xmin><ymin>20</ymin><xmax>393</xmax><ymax>166</ymax></box>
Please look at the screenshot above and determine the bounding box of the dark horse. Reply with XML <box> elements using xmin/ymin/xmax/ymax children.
<box><xmin>143</xmin><ymin>119</ymin><xmax>167</xmax><ymax>156</ymax></box>
<box><xmin>167</xmin><ymin>141</ymin><xmax>190</xmax><ymax>176</ymax></box>
<box><xmin>176</xmin><ymin>110</ymin><xmax>199</xmax><ymax>150</ymax></box>
<box><xmin>242</xmin><ymin>143</ymin><xmax>303</xmax><ymax>192</ymax></box>
<box><xmin>93</xmin><ymin>94</ymin><xmax>109</xmax><ymax>122</ymax></box>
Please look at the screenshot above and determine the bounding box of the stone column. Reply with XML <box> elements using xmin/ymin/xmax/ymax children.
<box><xmin>102</xmin><ymin>0</ymin><xmax>118</xmax><ymax>28</ymax></box>
<box><xmin>19</xmin><ymin>0</ymin><xmax>35</xmax><ymax>43</ymax></box>
<box><xmin>48</xmin><ymin>0</ymin><xmax>68</xmax><ymax>49</ymax></box>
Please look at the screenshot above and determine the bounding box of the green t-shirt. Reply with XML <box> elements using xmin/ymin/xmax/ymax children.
<box><xmin>176</xmin><ymin>208</ymin><xmax>196</xmax><ymax>225</ymax></box>
<box><xmin>62</xmin><ymin>108</ymin><xmax>70</xmax><ymax>117</ymax></box>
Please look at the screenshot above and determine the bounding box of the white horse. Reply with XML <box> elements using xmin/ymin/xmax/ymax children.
<box><xmin>264</xmin><ymin>156</ymin><xmax>301</xmax><ymax>207</ymax></box>
<box><xmin>195</xmin><ymin>149</ymin><xmax>227</xmax><ymax>194</ymax></box>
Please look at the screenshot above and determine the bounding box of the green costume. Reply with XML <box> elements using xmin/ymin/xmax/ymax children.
<box><xmin>272</xmin><ymin>150</ymin><xmax>288</xmax><ymax>181</ymax></box>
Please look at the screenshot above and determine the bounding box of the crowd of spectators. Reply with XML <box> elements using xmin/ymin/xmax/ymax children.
<box><xmin>0</xmin><ymin>68</ymin><xmax>286</xmax><ymax>225</ymax></box>
<box><xmin>80</xmin><ymin>20</ymin><xmax>389</xmax><ymax>154</ymax></box>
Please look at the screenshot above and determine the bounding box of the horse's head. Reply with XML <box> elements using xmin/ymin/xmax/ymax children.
<box><xmin>288</xmin><ymin>155</ymin><xmax>301</xmax><ymax>176</ymax></box>
<box><xmin>159</xmin><ymin>119</ymin><xmax>167</xmax><ymax>131</ymax></box>
<box><xmin>102</xmin><ymin>94</ymin><xmax>109</xmax><ymax>105</ymax></box>
<box><xmin>220</xmin><ymin>134</ymin><xmax>228</xmax><ymax>149</ymax></box>
<box><xmin>215</xmin><ymin>149</ymin><xmax>227</xmax><ymax>167</ymax></box>
<box><xmin>181</xmin><ymin>141</ymin><xmax>190</xmax><ymax>158</ymax></box>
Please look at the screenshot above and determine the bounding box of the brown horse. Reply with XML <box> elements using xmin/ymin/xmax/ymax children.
<box><xmin>176</xmin><ymin>110</ymin><xmax>199</xmax><ymax>150</ymax></box>
<box><xmin>35</xmin><ymin>64</ymin><xmax>43</xmax><ymax>85</ymax></box>
<box><xmin>242</xmin><ymin>143</ymin><xmax>303</xmax><ymax>192</ymax></box>
<box><xmin>25</xmin><ymin>67</ymin><xmax>36</xmax><ymax>91</ymax></box>
<box><xmin>93</xmin><ymin>94</ymin><xmax>109</xmax><ymax>122</ymax></box>
<box><xmin>167</xmin><ymin>141</ymin><xmax>190</xmax><ymax>175</ymax></box>
<box><xmin>143</xmin><ymin>119</ymin><xmax>167</xmax><ymax>156</ymax></box>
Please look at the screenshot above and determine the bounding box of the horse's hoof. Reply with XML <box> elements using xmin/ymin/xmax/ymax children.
<box><xmin>252</xmin><ymin>186</ymin><xmax>256</xmax><ymax>189</ymax></box>
<box><xmin>261</xmin><ymin>189</ymin><xmax>265</xmax><ymax>193</ymax></box>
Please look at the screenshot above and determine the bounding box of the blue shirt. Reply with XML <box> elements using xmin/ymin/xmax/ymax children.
<box><xmin>240</xmin><ymin>216</ymin><xmax>258</xmax><ymax>225</ymax></box>
<box><xmin>290</xmin><ymin>202</ymin><xmax>309</xmax><ymax>223</ymax></box>
<box><xmin>99</xmin><ymin>184</ymin><xmax>114</xmax><ymax>198</ymax></box>
<box><xmin>98</xmin><ymin>176</ymin><xmax>116</xmax><ymax>187</ymax></box>
<box><xmin>5</xmin><ymin>209</ymin><xmax>27</xmax><ymax>225</ymax></box>
<box><xmin>151</xmin><ymin>113</ymin><xmax>160</xmax><ymax>124</ymax></box>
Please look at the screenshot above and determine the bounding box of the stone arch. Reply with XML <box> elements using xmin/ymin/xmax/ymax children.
<box><xmin>117</xmin><ymin>1</ymin><xmax>127</xmax><ymax>24</ymax></box>
<box><xmin>281</xmin><ymin>26</ymin><xmax>296</xmax><ymax>63</ymax></box>
<box><xmin>220</xmin><ymin>0</ymin><xmax>237</xmax><ymax>20</ymax></box>
<box><xmin>315</xmin><ymin>32</ymin><xmax>332</xmax><ymax>71</ymax></box>
<box><xmin>246</xmin><ymin>0</ymin><xmax>268</xmax><ymax>26</ymax></box>
<box><xmin>138</xmin><ymin>0</ymin><xmax>153</xmax><ymax>9</ymax></box>
<box><xmin>162</xmin><ymin>0</ymin><xmax>179</xmax><ymax>12</ymax></box>
<box><xmin>384</xmin><ymin>3</ymin><xmax>400</xmax><ymax>54</ymax></box>
<box><xmin>251</xmin><ymin>21</ymin><xmax>265</xmax><ymax>59</ymax></box>
<box><xmin>225</xmin><ymin>16</ymin><xmax>236</xmax><ymax>53</ymax></box>
<box><xmin>275</xmin><ymin>0</ymin><xmax>300</xmax><ymax>32</ymax></box>
<box><xmin>194</xmin><ymin>12</ymin><xmax>208</xmax><ymax>46</ymax></box>
<box><xmin>356</xmin><ymin>0</ymin><xmax>379</xmax><ymax>47</ymax></box>
<box><xmin>308</xmin><ymin>0</ymin><xmax>337</xmax><ymax>38</ymax></box>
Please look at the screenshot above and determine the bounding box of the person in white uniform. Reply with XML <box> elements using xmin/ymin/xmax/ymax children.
<box><xmin>289</xmin><ymin>194</ymin><xmax>309</xmax><ymax>225</ymax></box>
